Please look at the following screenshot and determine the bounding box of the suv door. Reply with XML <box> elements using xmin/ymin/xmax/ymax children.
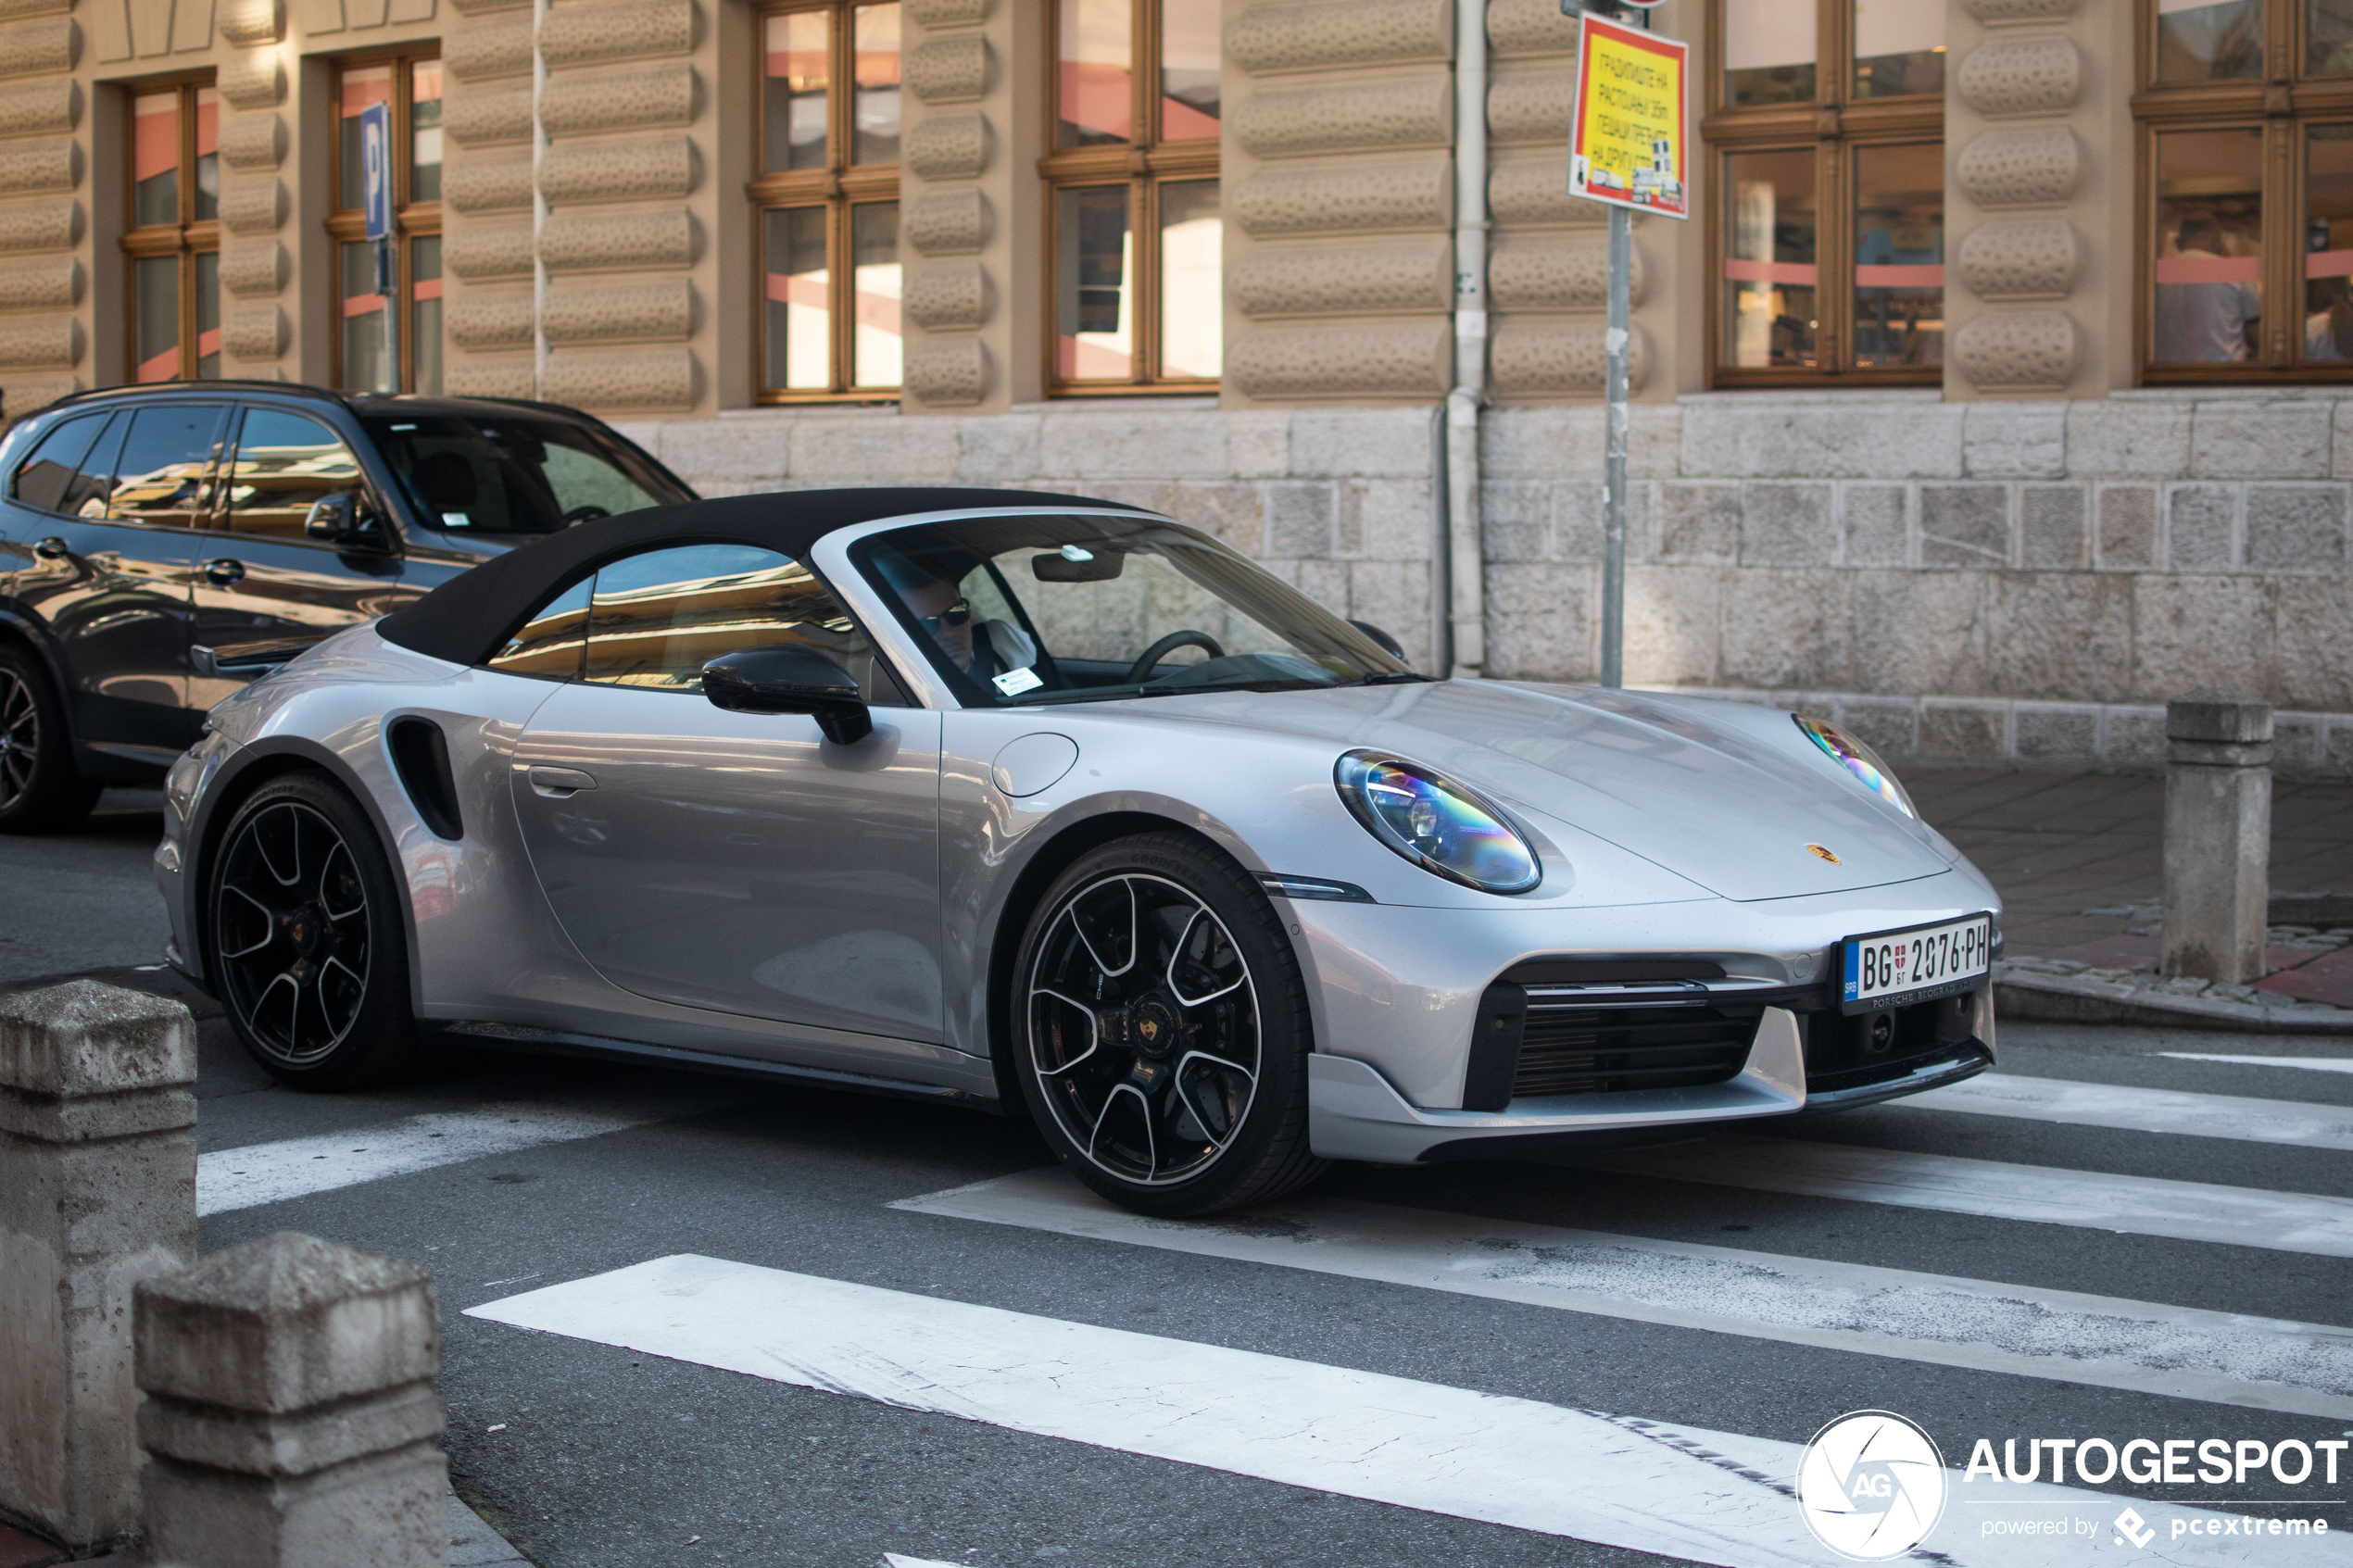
<box><xmin>8</xmin><ymin>402</ymin><xmax>224</xmax><ymax>760</ymax></box>
<box><xmin>190</xmin><ymin>406</ymin><xmax>416</xmax><ymax>709</ymax></box>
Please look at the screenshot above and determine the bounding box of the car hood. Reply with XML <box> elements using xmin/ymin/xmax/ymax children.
<box><xmin>1129</xmin><ymin>680</ymin><xmax>1951</xmax><ymax>902</ymax></box>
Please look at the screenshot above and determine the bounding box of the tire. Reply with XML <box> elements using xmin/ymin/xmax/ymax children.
<box><xmin>203</xmin><ymin>771</ymin><xmax>423</xmax><ymax>1089</ymax></box>
<box><xmin>1010</xmin><ymin>831</ymin><xmax>1327</xmax><ymax>1217</ymax></box>
<box><xmin>0</xmin><ymin>644</ymin><xmax>100</xmax><ymax>834</ymax></box>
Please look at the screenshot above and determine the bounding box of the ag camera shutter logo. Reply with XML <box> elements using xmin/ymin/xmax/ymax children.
<box><xmin>1797</xmin><ymin>1410</ymin><xmax>1949</xmax><ymax>1561</ymax></box>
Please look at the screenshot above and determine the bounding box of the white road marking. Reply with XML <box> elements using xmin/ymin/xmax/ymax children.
<box><xmin>893</xmin><ymin>1169</ymin><xmax>2353</xmax><ymax>1420</ymax></box>
<box><xmin>1582</xmin><ymin>1136</ymin><xmax>2353</xmax><ymax>1258</ymax></box>
<box><xmin>466</xmin><ymin>1255</ymin><xmax>2335</xmax><ymax>1567</ymax></box>
<box><xmin>196</xmin><ymin>1094</ymin><xmax>724</xmax><ymax>1216</ymax></box>
<box><xmin>1906</xmin><ymin>1073</ymin><xmax>2353</xmax><ymax>1150</ymax></box>
<box><xmin>2162</xmin><ymin>1053</ymin><xmax>2353</xmax><ymax>1077</ymax></box>
<box><xmin>881</xmin><ymin>1557</ymin><xmax>973</xmax><ymax>1568</ymax></box>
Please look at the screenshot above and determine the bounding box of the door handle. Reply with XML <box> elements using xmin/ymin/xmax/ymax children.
<box><xmin>202</xmin><ymin>558</ymin><xmax>246</xmax><ymax>586</ymax></box>
<box><xmin>31</xmin><ymin>535</ymin><xmax>68</xmax><ymax>559</ymax></box>
<box><xmin>526</xmin><ymin>765</ymin><xmax>598</xmax><ymax>797</ymax></box>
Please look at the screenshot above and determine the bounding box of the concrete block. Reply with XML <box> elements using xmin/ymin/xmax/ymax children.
<box><xmin>2019</xmin><ymin>484</ymin><xmax>2087</xmax><ymax>570</ymax></box>
<box><xmin>2190</xmin><ymin>400</ymin><xmax>2332</xmax><ymax>479</ymax></box>
<box><xmin>1479</xmin><ymin>480</ymin><xmax>1551</xmax><ymax>563</ymax></box>
<box><xmin>1851</xmin><ymin>570</ymin><xmax>1990</xmax><ymax>697</ymax></box>
<box><xmin>1482</xmin><ymin>406</ymin><xmax>1677</xmax><ymax>479</ymax></box>
<box><xmin>1919</xmin><ymin>483</ymin><xmax>2010</xmax><ymax>568</ymax></box>
<box><xmin>659</xmin><ymin>415</ymin><xmax>792</xmax><ymax>485</ymax></box>
<box><xmin>1919</xmin><ymin>699</ymin><xmax>2008</xmax><ymax>761</ymax></box>
<box><xmin>1962</xmin><ymin>401</ymin><xmax>2068</xmax><ymax>478</ymax></box>
<box><xmin>2165</xmin><ymin>483</ymin><xmax>2238</xmax><ymax>571</ymax></box>
<box><xmin>1678</xmin><ymin>396</ymin><xmax>1964</xmax><ymax>480</ymax></box>
<box><xmin>1288</xmin><ymin>406</ymin><xmax>1435</xmax><ymax>481</ymax></box>
<box><xmin>1036</xmin><ymin>409</ymin><xmax>1228</xmax><ymax>480</ymax></box>
<box><xmin>1839</xmin><ymin>483</ymin><xmax>1909</xmax><ymax>567</ymax></box>
<box><xmin>1167</xmin><ymin>481</ymin><xmax>1268</xmax><ymax>558</ymax></box>
<box><xmin>2333</xmin><ymin>400</ymin><xmax>2353</xmax><ymax>480</ymax></box>
<box><xmin>2014</xmin><ymin>702</ymin><xmax>2100</xmax><ymax>764</ymax></box>
<box><xmin>2274</xmin><ymin>710</ymin><xmax>2324</xmax><ymax>774</ymax></box>
<box><xmin>1738</xmin><ymin>483</ymin><xmax>1836</xmax><ymax>566</ymax></box>
<box><xmin>1294</xmin><ymin>558</ymin><xmax>1350</xmax><ymax>615</ymax></box>
<box><xmin>2102</xmin><ymin>706</ymin><xmax>2169</xmax><ymax>769</ymax></box>
<box><xmin>1986</xmin><ymin>572</ymin><xmax>2133</xmax><ymax>705</ymax></box>
<box><xmin>2131</xmin><ymin>576</ymin><xmax>2274</xmax><ymax>707</ymax></box>
<box><xmin>1655</xmin><ymin>483</ymin><xmax>1739</xmax><ymax>562</ymax></box>
<box><xmin>2094</xmin><ymin>484</ymin><xmax>2158</xmax><ymax>569</ymax></box>
<box><xmin>1484</xmin><ymin>561</ymin><xmax>1594</xmax><ymax>681</ymax></box>
<box><xmin>2245</xmin><ymin>484</ymin><xmax>2348</xmax><ymax>572</ymax></box>
<box><xmin>954</xmin><ymin>415</ymin><xmax>1041</xmax><ymax>483</ymax></box>
<box><xmin>1831</xmin><ymin>695</ymin><xmax>1919</xmax><ymax>757</ymax></box>
<box><xmin>1346</xmin><ymin>559</ymin><xmax>1434</xmax><ymax>667</ymax></box>
<box><xmin>1624</xmin><ymin>563</ymin><xmax>1722</xmax><ymax>688</ymax></box>
<box><xmin>1719</xmin><ymin>568</ymin><xmax>1853</xmax><ymax>692</ymax></box>
<box><xmin>1227</xmin><ymin>410</ymin><xmax>1290</xmax><ymax>478</ymax></box>
<box><xmin>1264</xmin><ymin>482</ymin><xmax>1335</xmax><ymax>558</ymax></box>
<box><xmin>786</xmin><ymin>413</ymin><xmax>961</xmax><ymax>483</ymax></box>
<box><xmin>0</xmin><ymin>980</ymin><xmax>197</xmax><ymax>1555</ymax></box>
<box><xmin>2066</xmin><ymin>400</ymin><xmax>2190</xmax><ymax>478</ymax></box>
<box><xmin>2162</xmin><ymin>688</ymin><xmax>2272</xmax><ymax>982</ymax></box>
<box><xmin>2267</xmin><ymin>579</ymin><xmax>2353</xmax><ymax>712</ymax></box>
<box><xmin>2324</xmin><ymin>717</ymin><xmax>2353</xmax><ymax>776</ymax></box>
<box><xmin>1555</xmin><ymin>479</ymin><xmax>1642</xmax><ymax>565</ymax></box>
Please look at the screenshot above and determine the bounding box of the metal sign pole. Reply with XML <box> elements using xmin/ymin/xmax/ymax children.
<box><xmin>378</xmin><ymin>237</ymin><xmax>401</xmax><ymax>395</ymax></box>
<box><xmin>1602</xmin><ymin>202</ymin><xmax>1629</xmax><ymax>689</ymax></box>
<box><xmin>360</xmin><ymin>100</ymin><xmax>398</xmax><ymax>394</ymax></box>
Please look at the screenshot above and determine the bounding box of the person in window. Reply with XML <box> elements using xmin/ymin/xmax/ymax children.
<box><xmin>879</xmin><ymin>546</ymin><xmax>1038</xmax><ymax>685</ymax></box>
<box><xmin>2155</xmin><ymin>216</ymin><xmax>2262</xmax><ymax>362</ymax></box>
<box><xmin>2307</xmin><ymin>280</ymin><xmax>2353</xmax><ymax>361</ymax></box>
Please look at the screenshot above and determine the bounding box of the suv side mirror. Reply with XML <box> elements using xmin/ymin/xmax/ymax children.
<box><xmin>304</xmin><ymin>492</ymin><xmax>387</xmax><ymax>548</ymax></box>
<box><xmin>702</xmin><ymin>644</ymin><xmax>874</xmax><ymax>745</ymax></box>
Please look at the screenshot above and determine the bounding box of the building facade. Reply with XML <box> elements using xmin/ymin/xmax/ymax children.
<box><xmin>9</xmin><ymin>0</ymin><xmax>2353</xmax><ymax>771</ymax></box>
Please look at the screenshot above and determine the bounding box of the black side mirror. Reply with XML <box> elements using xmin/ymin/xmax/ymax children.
<box><xmin>702</xmin><ymin>644</ymin><xmax>874</xmax><ymax>745</ymax></box>
<box><xmin>305</xmin><ymin>493</ymin><xmax>387</xmax><ymax>548</ymax></box>
<box><xmin>1348</xmin><ymin>619</ymin><xmax>1405</xmax><ymax>659</ymax></box>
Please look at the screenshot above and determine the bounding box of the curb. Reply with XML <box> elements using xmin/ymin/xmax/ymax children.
<box><xmin>1995</xmin><ymin>964</ymin><xmax>2353</xmax><ymax>1035</ymax></box>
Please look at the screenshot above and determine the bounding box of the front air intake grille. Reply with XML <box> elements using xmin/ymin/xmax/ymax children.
<box><xmin>1512</xmin><ymin>1003</ymin><xmax>1756</xmax><ymax>1098</ymax></box>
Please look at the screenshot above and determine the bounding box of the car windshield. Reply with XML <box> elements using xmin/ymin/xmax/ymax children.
<box><xmin>850</xmin><ymin>513</ymin><xmax>1419</xmax><ymax>706</ymax></box>
<box><xmin>359</xmin><ymin>411</ymin><xmax>691</xmax><ymax>535</ymax></box>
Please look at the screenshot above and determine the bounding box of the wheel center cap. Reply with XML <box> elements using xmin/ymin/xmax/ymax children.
<box><xmin>283</xmin><ymin>905</ymin><xmax>327</xmax><ymax>959</ymax></box>
<box><xmin>1132</xmin><ymin>997</ymin><xmax>1178</xmax><ymax>1060</ymax></box>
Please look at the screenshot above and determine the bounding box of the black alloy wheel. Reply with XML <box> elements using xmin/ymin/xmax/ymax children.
<box><xmin>0</xmin><ymin>645</ymin><xmax>100</xmax><ymax>834</ymax></box>
<box><xmin>1013</xmin><ymin>832</ymin><xmax>1325</xmax><ymax>1217</ymax></box>
<box><xmin>207</xmin><ymin>771</ymin><xmax>422</xmax><ymax>1088</ymax></box>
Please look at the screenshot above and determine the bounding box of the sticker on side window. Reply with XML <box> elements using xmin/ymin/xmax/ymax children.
<box><xmin>993</xmin><ymin>667</ymin><xmax>1043</xmax><ymax>696</ymax></box>
<box><xmin>441</xmin><ymin>512</ymin><xmax>471</xmax><ymax>528</ymax></box>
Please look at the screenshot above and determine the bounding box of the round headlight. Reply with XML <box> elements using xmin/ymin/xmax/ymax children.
<box><xmin>1334</xmin><ymin>751</ymin><xmax>1541</xmax><ymax>894</ymax></box>
<box><xmin>1793</xmin><ymin>715</ymin><xmax>1916</xmax><ymax>818</ymax></box>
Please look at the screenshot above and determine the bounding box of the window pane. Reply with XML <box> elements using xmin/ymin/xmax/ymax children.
<box><xmin>1057</xmin><ymin>186</ymin><xmax>1131</xmax><ymax>379</ymax></box>
<box><xmin>134</xmin><ymin>256</ymin><xmax>179</xmax><ymax>382</ymax></box>
<box><xmin>851</xmin><ymin>203</ymin><xmax>901</xmax><ymax>387</ymax></box>
<box><xmin>1159</xmin><ymin>180</ymin><xmax>1221</xmax><ymax>379</ymax></box>
<box><xmin>110</xmin><ymin>406</ymin><xmax>225</xmax><ymax>521</ymax></box>
<box><xmin>2157</xmin><ymin>0</ymin><xmax>2262</xmax><ymax>81</ymax></box>
<box><xmin>411</xmin><ymin>60</ymin><xmax>443</xmax><ymax>203</ymax></box>
<box><xmin>766</xmin><ymin>207</ymin><xmax>831</xmax><ymax>391</ymax></box>
<box><xmin>1725</xmin><ymin>0</ymin><xmax>1815</xmax><ymax>107</ymax></box>
<box><xmin>492</xmin><ymin>579</ymin><xmax>592</xmax><ymax>676</ymax></box>
<box><xmin>340</xmin><ymin>64</ymin><xmax>393</xmax><ymax>210</ymax></box>
<box><xmin>1853</xmin><ymin>143</ymin><xmax>1942</xmax><ymax>368</ymax></box>
<box><xmin>413</xmin><ymin>234</ymin><xmax>444</xmax><ymax>394</ymax></box>
<box><xmin>1163</xmin><ymin>0</ymin><xmax>1220</xmax><ymax>137</ymax></box>
<box><xmin>1059</xmin><ymin>0</ymin><xmax>1131</xmax><ymax>146</ymax></box>
<box><xmin>132</xmin><ymin>93</ymin><xmax>178</xmax><ymax>228</ymax></box>
<box><xmin>1722</xmin><ymin>149</ymin><xmax>1817</xmax><ymax>368</ymax></box>
<box><xmin>2154</xmin><ymin>129</ymin><xmax>2263</xmax><ymax>363</ymax></box>
<box><xmin>226</xmin><ymin>411</ymin><xmax>364</xmax><ymax>539</ymax></box>
<box><xmin>195</xmin><ymin>88</ymin><xmax>219</xmax><ymax>222</ymax></box>
<box><xmin>853</xmin><ymin>4</ymin><xmax>900</xmax><ymax>165</ymax></box>
<box><xmin>195</xmin><ymin>250</ymin><xmax>220</xmax><ymax>379</ymax></box>
<box><xmin>342</xmin><ymin>239</ymin><xmax>387</xmax><ymax>392</ymax></box>
<box><xmin>765</xmin><ymin>11</ymin><xmax>831</xmax><ymax>172</ymax></box>
<box><xmin>2306</xmin><ymin>127</ymin><xmax>2353</xmax><ymax>360</ymax></box>
<box><xmin>2316</xmin><ymin>0</ymin><xmax>2353</xmax><ymax>71</ymax></box>
<box><xmin>585</xmin><ymin>545</ymin><xmax>842</xmax><ymax>692</ymax></box>
<box><xmin>1854</xmin><ymin>0</ymin><xmax>1943</xmax><ymax>97</ymax></box>
<box><xmin>12</xmin><ymin>414</ymin><xmax>106</xmax><ymax>512</ymax></box>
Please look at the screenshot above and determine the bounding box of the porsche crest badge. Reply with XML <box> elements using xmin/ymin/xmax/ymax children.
<box><xmin>1806</xmin><ymin>844</ymin><xmax>1841</xmax><ymax>864</ymax></box>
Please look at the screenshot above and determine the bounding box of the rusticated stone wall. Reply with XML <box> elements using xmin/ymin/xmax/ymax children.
<box><xmin>440</xmin><ymin>0</ymin><xmax>536</xmax><ymax>397</ymax></box>
<box><xmin>0</xmin><ymin>69</ymin><xmax>81</xmax><ymax>415</ymax></box>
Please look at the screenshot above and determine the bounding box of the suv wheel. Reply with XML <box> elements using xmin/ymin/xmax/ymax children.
<box><xmin>0</xmin><ymin>645</ymin><xmax>100</xmax><ymax>834</ymax></box>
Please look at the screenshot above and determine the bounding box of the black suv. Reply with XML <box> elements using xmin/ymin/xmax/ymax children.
<box><xmin>0</xmin><ymin>383</ymin><xmax>697</xmax><ymax>831</ymax></box>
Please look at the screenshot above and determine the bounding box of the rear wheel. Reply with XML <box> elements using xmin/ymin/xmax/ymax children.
<box><xmin>205</xmin><ymin>771</ymin><xmax>422</xmax><ymax>1089</ymax></box>
<box><xmin>1012</xmin><ymin>832</ymin><xmax>1327</xmax><ymax>1217</ymax></box>
<box><xmin>0</xmin><ymin>646</ymin><xmax>100</xmax><ymax>834</ymax></box>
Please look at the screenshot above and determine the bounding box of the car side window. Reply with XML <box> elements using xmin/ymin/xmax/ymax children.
<box><xmin>574</xmin><ymin>543</ymin><xmax>907</xmax><ymax>704</ymax></box>
<box><xmin>10</xmin><ymin>412</ymin><xmax>107</xmax><ymax>512</ymax></box>
<box><xmin>223</xmin><ymin>410</ymin><xmax>368</xmax><ymax>540</ymax></box>
<box><xmin>488</xmin><ymin>578</ymin><xmax>592</xmax><ymax>679</ymax></box>
<box><xmin>107</xmin><ymin>405</ymin><xmax>229</xmax><ymax>524</ymax></box>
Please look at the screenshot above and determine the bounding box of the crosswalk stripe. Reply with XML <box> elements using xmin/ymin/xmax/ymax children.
<box><xmin>1581</xmin><ymin>1136</ymin><xmax>2353</xmax><ymax>1258</ymax></box>
<box><xmin>195</xmin><ymin>1092</ymin><xmax>724</xmax><ymax>1216</ymax></box>
<box><xmin>2162</xmin><ymin>1054</ymin><xmax>2353</xmax><ymax>1077</ymax></box>
<box><xmin>467</xmin><ymin>1256</ymin><xmax>2336</xmax><ymax>1567</ymax></box>
<box><xmin>1905</xmin><ymin>1073</ymin><xmax>2353</xmax><ymax>1151</ymax></box>
<box><xmin>894</xmin><ymin>1169</ymin><xmax>2353</xmax><ymax>1420</ymax></box>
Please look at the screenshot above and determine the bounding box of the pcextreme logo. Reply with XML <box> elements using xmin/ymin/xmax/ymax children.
<box><xmin>1796</xmin><ymin>1410</ymin><xmax>1950</xmax><ymax>1562</ymax></box>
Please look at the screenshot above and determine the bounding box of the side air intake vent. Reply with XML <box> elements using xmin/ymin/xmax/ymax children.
<box><xmin>387</xmin><ymin>717</ymin><xmax>463</xmax><ymax>840</ymax></box>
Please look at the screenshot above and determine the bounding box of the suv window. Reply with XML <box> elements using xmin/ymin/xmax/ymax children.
<box><xmin>223</xmin><ymin>410</ymin><xmax>368</xmax><ymax>539</ymax></box>
<box><xmin>361</xmin><ymin>412</ymin><xmax>682</xmax><ymax>534</ymax></box>
<box><xmin>107</xmin><ymin>405</ymin><xmax>229</xmax><ymax>523</ymax></box>
<box><xmin>11</xmin><ymin>412</ymin><xmax>108</xmax><ymax>512</ymax></box>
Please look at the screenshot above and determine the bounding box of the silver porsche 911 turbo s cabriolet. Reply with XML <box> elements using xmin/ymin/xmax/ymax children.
<box><xmin>157</xmin><ymin>487</ymin><xmax>2001</xmax><ymax>1216</ymax></box>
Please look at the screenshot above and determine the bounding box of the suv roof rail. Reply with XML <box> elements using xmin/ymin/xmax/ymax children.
<box><xmin>43</xmin><ymin>380</ymin><xmax>358</xmax><ymax>412</ymax></box>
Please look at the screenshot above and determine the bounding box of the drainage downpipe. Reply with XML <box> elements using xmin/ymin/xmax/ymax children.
<box><xmin>1445</xmin><ymin>0</ymin><xmax>1489</xmax><ymax>679</ymax></box>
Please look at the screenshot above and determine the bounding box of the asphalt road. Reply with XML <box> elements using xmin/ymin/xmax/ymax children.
<box><xmin>9</xmin><ymin>811</ymin><xmax>2353</xmax><ymax>1567</ymax></box>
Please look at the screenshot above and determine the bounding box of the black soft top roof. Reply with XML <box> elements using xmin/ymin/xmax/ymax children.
<box><xmin>374</xmin><ymin>487</ymin><xmax>1148</xmax><ymax>667</ymax></box>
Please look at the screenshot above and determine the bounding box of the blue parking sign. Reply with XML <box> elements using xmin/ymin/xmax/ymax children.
<box><xmin>359</xmin><ymin>101</ymin><xmax>391</xmax><ymax>240</ymax></box>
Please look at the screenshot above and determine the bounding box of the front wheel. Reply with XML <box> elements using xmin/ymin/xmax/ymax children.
<box><xmin>1012</xmin><ymin>832</ymin><xmax>1327</xmax><ymax>1217</ymax></box>
<box><xmin>205</xmin><ymin>771</ymin><xmax>423</xmax><ymax>1089</ymax></box>
<box><xmin>0</xmin><ymin>645</ymin><xmax>100</xmax><ymax>834</ymax></box>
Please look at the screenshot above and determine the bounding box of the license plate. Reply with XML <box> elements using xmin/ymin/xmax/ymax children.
<box><xmin>1840</xmin><ymin>914</ymin><xmax>1994</xmax><ymax>1014</ymax></box>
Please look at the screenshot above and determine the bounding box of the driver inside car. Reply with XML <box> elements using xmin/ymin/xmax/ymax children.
<box><xmin>879</xmin><ymin>546</ymin><xmax>1039</xmax><ymax>685</ymax></box>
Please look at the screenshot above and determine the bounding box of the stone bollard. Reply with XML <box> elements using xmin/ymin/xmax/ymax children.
<box><xmin>0</xmin><ymin>980</ymin><xmax>197</xmax><ymax>1554</ymax></box>
<box><xmin>136</xmin><ymin>1232</ymin><xmax>448</xmax><ymax>1568</ymax></box>
<box><xmin>2162</xmin><ymin>688</ymin><xmax>2274</xmax><ymax>984</ymax></box>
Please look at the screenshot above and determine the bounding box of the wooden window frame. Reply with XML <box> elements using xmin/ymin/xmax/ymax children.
<box><xmin>325</xmin><ymin>49</ymin><xmax>443</xmax><ymax>394</ymax></box>
<box><xmin>2132</xmin><ymin>0</ymin><xmax>2353</xmax><ymax>381</ymax></box>
<box><xmin>122</xmin><ymin>76</ymin><xmax>220</xmax><ymax>383</ymax></box>
<box><xmin>1701</xmin><ymin>0</ymin><xmax>1944</xmax><ymax>387</ymax></box>
<box><xmin>749</xmin><ymin>0</ymin><xmax>902</xmax><ymax>403</ymax></box>
<box><xmin>1038</xmin><ymin>0</ymin><xmax>1220</xmax><ymax>396</ymax></box>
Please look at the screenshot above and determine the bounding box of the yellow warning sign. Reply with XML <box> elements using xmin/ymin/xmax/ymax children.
<box><xmin>1568</xmin><ymin>16</ymin><xmax>1690</xmax><ymax>220</ymax></box>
